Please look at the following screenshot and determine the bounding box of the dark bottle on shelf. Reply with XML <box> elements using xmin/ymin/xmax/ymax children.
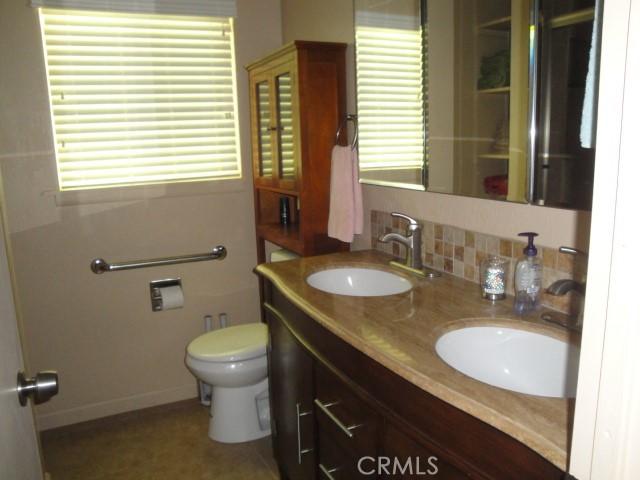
<box><xmin>279</xmin><ymin>196</ymin><xmax>290</xmax><ymax>226</ymax></box>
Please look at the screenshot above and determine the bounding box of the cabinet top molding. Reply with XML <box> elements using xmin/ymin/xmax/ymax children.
<box><xmin>245</xmin><ymin>41</ymin><xmax>347</xmax><ymax>71</ymax></box>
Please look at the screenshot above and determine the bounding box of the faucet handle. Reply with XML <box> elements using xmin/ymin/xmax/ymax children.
<box><xmin>559</xmin><ymin>246</ymin><xmax>587</xmax><ymax>256</ymax></box>
<box><xmin>391</xmin><ymin>212</ymin><xmax>420</xmax><ymax>230</ymax></box>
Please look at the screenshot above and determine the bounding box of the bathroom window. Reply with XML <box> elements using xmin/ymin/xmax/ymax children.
<box><xmin>38</xmin><ymin>8</ymin><xmax>241</xmax><ymax>191</ymax></box>
<box><xmin>355</xmin><ymin>0</ymin><xmax>428</xmax><ymax>187</ymax></box>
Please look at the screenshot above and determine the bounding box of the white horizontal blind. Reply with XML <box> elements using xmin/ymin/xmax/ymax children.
<box><xmin>355</xmin><ymin>15</ymin><xmax>426</xmax><ymax>172</ymax></box>
<box><xmin>31</xmin><ymin>0</ymin><xmax>236</xmax><ymax>18</ymax></box>
<box><xmin>40</xmin><ymin>8</ymin><xmax>241</xmax><ymax>190</ymax></box>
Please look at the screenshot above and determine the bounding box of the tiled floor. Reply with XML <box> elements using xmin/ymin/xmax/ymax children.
<box><xmin>41</xmin><ymin>399</ymin><xmax>279</xmax><ymax>480</ymax></box>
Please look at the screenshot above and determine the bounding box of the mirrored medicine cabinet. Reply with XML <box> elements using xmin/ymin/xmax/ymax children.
<box><xmin>354</xmin><ymin>0</ymin><xmax>601</xmax><ymax>210</ymax></box>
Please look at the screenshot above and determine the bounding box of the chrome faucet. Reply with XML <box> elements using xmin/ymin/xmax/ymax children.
<box><xmin>378</xmin><ymin>213</ymin><xmax>440</xmax><ymax>278</ymax></box>
<box><xmin>546</xmin><ymin>279</ymin><xmax>585</xmax><ymax>296</ymax></box>
<box><xmin>542</xmin><ymin>246</ymin><xmax>587</xmax><ymax>331</ymax></box>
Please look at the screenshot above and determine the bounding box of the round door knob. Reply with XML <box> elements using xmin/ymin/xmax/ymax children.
<box><xmin>17</xmin><ymin>371</ymin><xmax>59</xmax><ymax>406</ymax></box>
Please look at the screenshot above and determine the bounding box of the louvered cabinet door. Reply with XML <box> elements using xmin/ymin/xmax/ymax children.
<box><xmin>250</xmin><ymin>72</ymin><xmax>277</xmax><ymax>188</ymax></box>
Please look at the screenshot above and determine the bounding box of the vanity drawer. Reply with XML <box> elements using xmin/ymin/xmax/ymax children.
<box><xmin>381</xmin><ymin>422</ymin><xmax>474</xmax><ymax>480</ymax></box>
<box><xmin>314</xmin><ymin>362</ymin><xmax>379</xmax><ymax>457</ymax></box>
<box><xmin>317</xmin><ymin>431</ymin><xmax>373</xmax><ymax>479</ymax></box>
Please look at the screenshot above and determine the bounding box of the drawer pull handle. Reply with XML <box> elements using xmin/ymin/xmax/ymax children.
<box><xmin>314</xmin><ymin>399</ymin><xmax>363</xmax><ymax>439</ymax></box>
<box><xmin>296</xmin><ymin>402</ymin><xmax>313</xmax><ymax>464</ymax></box>
<box><xmin>319</xmin><ymin>463</ymin><xmax>340</xmax><ymax>480</ymax></box>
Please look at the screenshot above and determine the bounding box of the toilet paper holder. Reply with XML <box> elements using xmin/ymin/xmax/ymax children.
<box><xmin>150</xmin><ymin>278</ymin><xmax>182</xmax><ymax>312</ymax></box>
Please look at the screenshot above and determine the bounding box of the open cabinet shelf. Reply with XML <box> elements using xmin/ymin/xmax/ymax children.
<box><xmin>453</xmin><ymin>0</ymin><xmax>529</xmax><ymax>202</ymax></box>
<box><xmin>255</xmin><ymin>223</ymin><xmax>302</xmax><ymax>255</ymax></box>
<box><xmin>478</xmin><ymin>86</ymin><xmax>511</xmax><ymax>94</ymax></box>
<box><xmin>550</xmin><ymin>7</ymin><xmax>595</xmax><ymax>28</ymax></box>
<box><xmin>478</xmin><ymin>153</ymin><xmax>510</xmax><ymax>160</ymax></box>
<box><xmin>478</xmin><ymin>15</ymin><xmax>512</xmax><ymax>31</ymax></box>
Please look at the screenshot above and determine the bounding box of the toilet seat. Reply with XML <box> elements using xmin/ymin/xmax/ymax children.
<box><xmin>187</xmin><ymin>323</ymin><xmax>267</xmax><ymax>362</ymax></box>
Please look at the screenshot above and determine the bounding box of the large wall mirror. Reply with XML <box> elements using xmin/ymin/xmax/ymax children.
<box><xmin>354</xmin><ymin>0</ymin><xmax>600</xmax><ymax>210</ymax></box>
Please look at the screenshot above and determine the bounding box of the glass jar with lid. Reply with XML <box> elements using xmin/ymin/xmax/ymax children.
<box><xmin>480</xmin><ymin>256</ymin><xmax>508</xmax><ymax>301</ymax></box>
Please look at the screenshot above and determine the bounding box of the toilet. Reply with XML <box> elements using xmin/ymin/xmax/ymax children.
<box><xmin>186</xmin><ymin>248</ymin><xmax>299</xmax><ymax>443</ymax></box>
<box><xmin>185</xmin><ymin>323</ymin><xmax>270</xmax><ymax>443</ymax></box>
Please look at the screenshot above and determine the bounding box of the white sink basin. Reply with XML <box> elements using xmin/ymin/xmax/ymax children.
<box><xmin>435</xmin><ymin>326</ymin><xmax>579</xmax><ymax>398</ymax></box>
<box><xmin>306</xmin><ymin>268</ymin><xmax>412</xmax><ymax>297</ymax></box>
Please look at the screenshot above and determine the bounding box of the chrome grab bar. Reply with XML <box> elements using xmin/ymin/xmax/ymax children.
<box><xmin>90</xmin><ymin>245</ymin><xmax>227</xmax><ymax>274</ymax></box>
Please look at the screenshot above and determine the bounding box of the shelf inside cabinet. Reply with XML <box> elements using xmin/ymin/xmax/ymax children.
<box><xmin>477</xmin><ymin>86</ymin><xmax>511</xmax><ymax>94</ymax></box>
<box><xmin>478</xmin><ymin>153</ymin><xmax>510</xmax><ymax>160</ymax></box>
<box><xmin>550</xmin><ymin>8</ymin><xmax>595</xmax><ymax>29</ymax></box>
<box><xmin>478</xmin><ymin>16</ymin><xmax>512</xmax><ymax>32</ymax></box>
<box><xmin>255</xmin><ymin>185</ymin><xmax>299</xmax><ymax>197</ymax></box>
<box><xmin>256</xmin><ymin>223</ymin><xmax>302</xmax><ymax>255</ymax></box>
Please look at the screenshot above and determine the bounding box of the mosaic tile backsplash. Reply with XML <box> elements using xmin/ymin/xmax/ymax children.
<box><xmin>370</xmin><ymin>210</ymin><xmax>587</xmax><ymax>315</ymax></box>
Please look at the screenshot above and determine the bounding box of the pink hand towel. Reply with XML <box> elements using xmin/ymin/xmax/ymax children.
<box><xmin>328</xmin><ymin>145</ymin><xmax>363</xmax><ymax>243</ymax></box>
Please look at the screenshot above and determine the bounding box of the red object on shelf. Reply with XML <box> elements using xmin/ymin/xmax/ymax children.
<box><xmin>484</xmin><ymin>174</ymin><xmax>508</xmax><ymax>196</ymax></box>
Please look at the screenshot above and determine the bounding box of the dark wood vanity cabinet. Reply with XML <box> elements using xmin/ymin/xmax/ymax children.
<box><xmin>263</xmin><ymin>282</ymin><xmax>565</xmax><ymax>480</ymax></box>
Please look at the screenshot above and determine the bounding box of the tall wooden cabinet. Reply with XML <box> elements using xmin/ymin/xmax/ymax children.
<box><xmin>247</xmin><ymin>42</ymin><xmax>349</xmax><ymax>263</ymax></box>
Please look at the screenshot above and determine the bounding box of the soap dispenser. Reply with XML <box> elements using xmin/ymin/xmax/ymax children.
<box><xmin>513</xmin><ymin>232</ymin><xmax>542</xmax><ymax>314</ymax></box>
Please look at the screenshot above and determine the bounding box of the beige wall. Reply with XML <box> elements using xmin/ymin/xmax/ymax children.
<box><xmin>281</xmin><ymin>0</ymin><xmax>590</xmax><ymax>251</ymax></box>
<box><xmin>282</xmin><ymin>0</ymin><xmax>357</xmax><ymax>115</ymax></box>
<box><xmin>282</xmin><ymin>0</ymin><xmax>353</xmax><ymax>45</ymax></box>
<box><xmin>0</xmin><ymin>0</ymin><xmax>282</xmax><ymax>429</ymax></box>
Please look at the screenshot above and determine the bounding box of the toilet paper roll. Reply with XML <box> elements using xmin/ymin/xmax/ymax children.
<box><xmin>159</xmin><ymin>285</ymin><xmax>184</xmax><ymax>310</ymax></box>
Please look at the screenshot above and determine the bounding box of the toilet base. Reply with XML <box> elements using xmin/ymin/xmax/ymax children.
<box><xmin>208</xmin><ymin>377</ymin><xmax>271</xmax><ymax>443</ymax></box>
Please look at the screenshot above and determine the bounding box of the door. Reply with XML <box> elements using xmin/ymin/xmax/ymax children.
<box><xmin>264</xmin><ymin>303</ymin><xmax>316</xmax><ymax>480</ymax></box>
<box><xmin>0</xmin><ymin>205</ymin><xmax>43</xmax><ymax>479</ymax></box>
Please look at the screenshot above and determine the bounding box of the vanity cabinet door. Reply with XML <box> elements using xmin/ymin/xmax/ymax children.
<box><xmin>264</xmin><ymin>303</ymin><xmax>316</xmax><ymax>480</ymax></box>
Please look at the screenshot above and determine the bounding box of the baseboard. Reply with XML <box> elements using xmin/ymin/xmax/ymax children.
<box><xmin>36</xmin><ymin>384</ymin><xmax>198</xmax><ymax>431</ymax></box>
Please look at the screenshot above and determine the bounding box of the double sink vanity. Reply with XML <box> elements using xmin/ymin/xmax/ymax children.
<box><xmin>256</xmin><ymin>250</ymin><xmax>579</xmax><ymax>479</ymax></box>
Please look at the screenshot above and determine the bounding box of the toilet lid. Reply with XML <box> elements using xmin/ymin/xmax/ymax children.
<box><xmin>187</xmin><ymin>323</ymin><xmax>268</xmax><ymax>362</ymax></box>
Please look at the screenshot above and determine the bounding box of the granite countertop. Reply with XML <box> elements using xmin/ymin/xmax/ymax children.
<box><xmin>255</xmin><ymin>250</ymin><xmax>578</xmax><ymax>470</ymax></box>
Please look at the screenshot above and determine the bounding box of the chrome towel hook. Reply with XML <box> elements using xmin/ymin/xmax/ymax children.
<box><xmin>335</xmin><ymin>114</ymin><xmax>358</xmax><ymax>150</ymax></box>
